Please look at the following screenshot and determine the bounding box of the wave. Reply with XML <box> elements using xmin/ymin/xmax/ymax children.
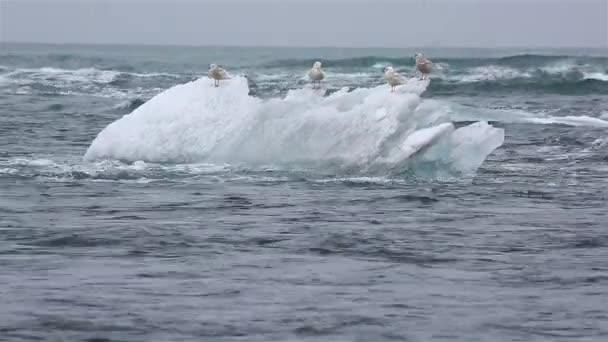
<box><xmin>422</xmin><ymin>58</ymin><xmax>608</xmax><ymax>95</ymax></box>
<box><xmin>0</xmin><ymin>67</ymin><xmax>121</xmax><ymax>85</ymax></box>
<box><xmin>256</xmin><ymin>54</ymin><xmax>608</xmax><ymax>96</ymax></box>
<box><xmin>0</xmin><ymin>52</ymin><xmax>177</xmax><ymax>74</ymax></box>
<box><xmin>0</xmin><ymin>53</ymin><xmax>107</xmax><ymax>67</ymax></box>
<box><xmin>524</xmin><ymin>115</ymin><xmax>608</xmax><ymax>127</ymax></box>
<box><xmin>437</xmin><ymin>57</ymin><xmax>607</xmax><ymax>87</ymax></box>
<box><xmin>242</xmin><ymin>70</ymin><xmax>608</xmax><ymax>102</ymax></box>
<box><xmin>0</xmin><ymin>156</ymin><xmax>412</xmax><ymax>185</ymax></box>
<box><xmin>0</xmin><ymin>157</ymin><xmax>231</xmax><ymax>182</ymax></box>
<box><xmin>265</xmin><ymin>56</ymin><xmax>408</xmax><ymax>69</ymax></box>
<box><xmin>495</xmin><ymin>53</ymin><xmax>607</xmax><ymax>65</ymax></box>
<box><xmin>429</xmin><ymin>78</ymin><xmax>608</xmax><ymax>96</ymax></box>
<box><xmin>0</xmin><ymin>66</ymin><xmax>181</xmax><ymax>84</ymax></box>
<box><xmin>113</xmin><ymin>98</ymin><xmax>146</xmax><ymax>112</ymax></box>
<box><xmin>83</xmin><ymin>76</ymin><xmax>505</xmax><ymax>177</ymax></box>
<box><xmin>2</xmin><ymin>53</ymin><xmax>607</xmax><ymax>99</ymax></box>
<box><xmin>415</xmin><ymin>99</ymin><xmax>608</xmax><ymax>128</ymax></box>
<box><xmin>0</xmin><ymin>66</ymin><xmax>182</xmax><ymax>99</ymax></box>
<box><xmin>264</xmin><ymin>53</ymin><xmax>607</xmax><ymax>68</ymax></box>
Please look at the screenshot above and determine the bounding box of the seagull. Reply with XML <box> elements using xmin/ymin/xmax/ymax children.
<box><xmin>383</xmin><ymin>66</ymin><xmax>404</xmax><ymax>92</ymax></box>
<box><xmin>208</xmin><ymin>64</ymin><xmax>230</xmax><ymax>87</ymax></box>
<box><xmin>308</xmin><ymin>61</ymin><xmax>325</xmax><ymax>89</ymax></box>
<box><xmin>414</xmin><ymin>53</ymin><xmax>433</xmax><ymax>80</ymax></box>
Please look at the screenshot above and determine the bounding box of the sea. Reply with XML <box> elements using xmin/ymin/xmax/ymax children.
<box><xmin>1</xmin><ymin>43</ymin><xmax>608</xmax><ymax>342</ymax></box>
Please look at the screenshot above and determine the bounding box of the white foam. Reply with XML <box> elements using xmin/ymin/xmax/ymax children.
<box><xmin>540</xmin><ymin>60</ymin><xmax>579</xmax><ymax>75</ymax></box>
<box><xmin>525</xmin><ymin>115</ymin><xmax>608</xmax><ymax>128</ymax></box>
<box><xmin>84</xmin><ymin>76</ymin><xmax>504</xmax><ymax>174</ymax></box>
<box><xmin>589</xmin><ymin>137</ymin><xmax>608</xmax><ymax>149</ymax></box>
<box><xmin>0</xmin><ymin>168</ymin><xmax>17</xmax><ymax>175</ymax></box>
<box><xmin>4</xmin><ymin>67</ymin><xmax>179</xmax><ymax>84</ymax></box>
<box><xmin>15</xmin><ymin>86</ymin><xmax>31</xmax><ymax>95</ymax></box>
<box><xmin>372</xmin><ymin>63</ymin><xmax>389</xmax><ymax>69</ymax></box>
<box><xmin>130</xmin><ymin>72</ymin><xmax>180</xmax><ymax>78</ymax></box>
<box><xmin>256</xmin><ymin>72</ymin><xmax>292</xmax><ymax>81</ymax></box>
<box><xmin>1</xmin><ymin>66</ymin><xmax>179</xmax><ymax>98</ymax></box>
<box><xmin>418</xmin><ymin>100</ymin><xmax>608</xmax><ymax>129</ymax></box>
<box><xmin>311</xmin><ymin>176</ymin><xmax>396</xmax><ymax>184</ymax></box>
<box><xmin>441</xmin><ymin>60</ymin><xmax>608</xmax><ymax>83</ymax></box>
<box><xmin>0</xmin><ymin>156</ymin><xmax>233</xmax><ymax>182</ymax></box>
<box><xmin>6</xmin><ymin>157</ymin><xmax>56</xmax><ymax>167</ymax></box>
<box><xmin>541</xmin><ymin>60</ymin><xmax>608</xmax><ymax>81</ymax></box>
<box><xmin>584</xmin><ymin>72</ymin><xmax>608</xmax><ymax>81</ymax></box>
<box><xmin>16</xmin><ymin>67</ymin><xmax>121</xmax><ymax>84</ymax></box>
<box><xmin>455</xmin><ymin>65</ymin><xmax>530</xmax><ymax>83</ymax></box>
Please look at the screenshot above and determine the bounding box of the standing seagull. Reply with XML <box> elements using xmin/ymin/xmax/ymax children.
<box><xmin>384</xmin><ymin>66</ymin><xmax>404</xmax><ymax>92</ymax></box>
<box><xmin>308</xmin><ymin>61</ymin><xmax>325</xmax><ymax>89</ymax></box>
<box><xmin>208</xmin><ymin>64</ymin><xmax>229</xmax><ymax>87</ymax></box>
<box><xmin>414</xmin><ymin>53</ymin><xmax>433</xmax><ymax>80</ymax></box>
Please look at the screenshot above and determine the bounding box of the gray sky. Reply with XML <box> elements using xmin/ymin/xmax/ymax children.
<box><xmin>1</xmin><ymin>0</ymin><xmax>607</xmax><ymax>48</ymax></box>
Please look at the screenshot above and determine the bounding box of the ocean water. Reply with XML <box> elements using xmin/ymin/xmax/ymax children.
<box><xmin>1</xmin><ymin>43</ymin><xmax>608</xmax><ymax>341</ymax></box>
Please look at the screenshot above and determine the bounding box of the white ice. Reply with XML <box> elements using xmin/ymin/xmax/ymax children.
<box><xmin>84</xmin><ymin>75</ymin><xmax>505</xmax><ymax>175</ymax></box>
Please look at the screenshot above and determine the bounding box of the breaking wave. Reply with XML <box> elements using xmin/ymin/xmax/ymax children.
<box><xmin>2</xmin><ymin>53</ymin><xmax>607</xmax><ymax>99</ymax></box>
<box><xmin>265</xmin><ymin>56</ymin><xmax>406</xmax><ymax>69</ymax></box>
<box><xmin>0</xmin><ymin>66</ymin><xmax>183</xmax><ymax>98</ymax></box>
<box><xmin>259</xmin><ymin>54</ymin><xmax>608</xmax><ymax>95</ymax></box>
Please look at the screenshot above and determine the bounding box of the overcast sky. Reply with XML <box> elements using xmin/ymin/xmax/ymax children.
<box><xmin>1</xmin><ymin>0</ymin><xmax>606</xmax><ymax>48</ymax></box>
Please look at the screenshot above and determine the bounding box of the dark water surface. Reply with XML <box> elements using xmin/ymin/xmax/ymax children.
<box><xmin>1</xmin><ymin>43</ymin><xmax>607</xmax><ymax>341</ymax></box>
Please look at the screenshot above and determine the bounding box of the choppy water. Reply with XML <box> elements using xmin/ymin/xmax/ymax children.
<box><xmin>1</xmin><ymin>43</ymin><xmax>608</xmax><ymax>341</ymax></box>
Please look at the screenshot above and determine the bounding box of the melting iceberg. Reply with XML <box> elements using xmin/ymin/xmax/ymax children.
<box><xmin>84</xmin><ymin>76</ymin><xmax>504</xmax><ymax>176</ymax></box>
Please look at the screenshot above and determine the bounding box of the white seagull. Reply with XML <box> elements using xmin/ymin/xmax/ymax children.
<box><xmin>383</xmin><ymin>66</ymin><xmax>404</xmax><ymax>92</ymax></box>
<box><xmin>208</xmin><ymin>64</ymin><xmax>230</xmax><ymax>87</ymax></box>
<box><xmin>308</xmin><ymin>61</ymin><xmax>325</xmax><ymax>89</ymax></box>
<box><xmin>414</xmin><ymin>53</ymin><xmax>433</xmax><ymax>80</ymax></box>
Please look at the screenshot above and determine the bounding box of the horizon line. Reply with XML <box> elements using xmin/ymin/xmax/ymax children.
<box><xmin>1</xmin><ymin>40</ymin><xmax>606</xmax><ymax>51</ymax></box>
